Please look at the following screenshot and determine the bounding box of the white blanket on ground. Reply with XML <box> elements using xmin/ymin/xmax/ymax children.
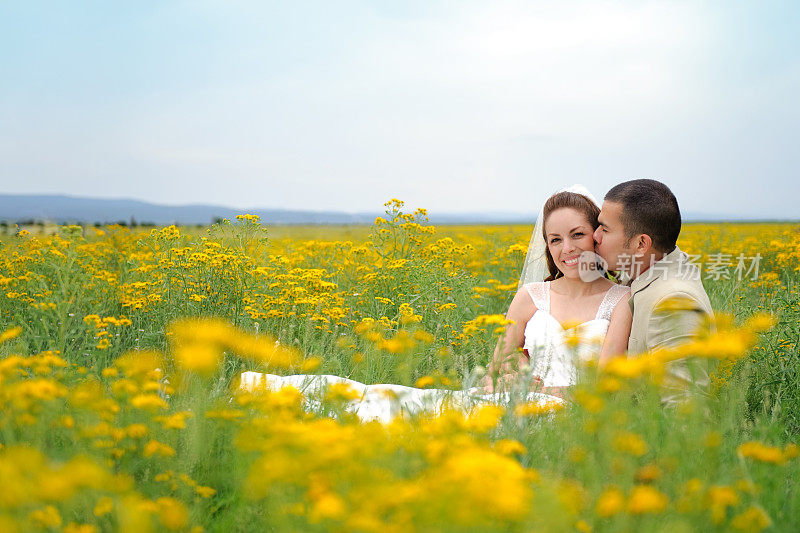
<box><xmin>239</xmin><ymin>372</ymin><xmax>563</xmax><ymax>424</ymax></box>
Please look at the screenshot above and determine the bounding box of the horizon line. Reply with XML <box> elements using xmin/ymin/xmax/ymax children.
<box><xmin>0</xmin><ymin>191</ymin><xmax>795</xmax><ymax>222</ymax></box>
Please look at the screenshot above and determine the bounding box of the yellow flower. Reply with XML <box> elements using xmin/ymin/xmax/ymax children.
<box><xmin>309</xmin><ymin>492</ymin><xmax>346</xmax><ymax>522</ymax></box>
<box><xmin>613</xmin><ymin>431</ymin><xmax>648</xmax><ymax>456</ymax></box>
<box><xmin>514</xmin><ymin>400</ymin><xmax>564</xmax><ymax>417</ymax></box>
<box><xmin>155</xmin><ymin>471</ymin><xmax>173</xmax><ymax>482</ymax></box>
<box><xmin>468</xmin><ymin>405</ymin><xmax>504</xmax><ymax>432</ymax></box>
<box><xmin>156</xmin><ymin>497</ymin><xmax>189</xmax><ymax>530</ymax></box>
<box><xmin>301</xmin><ymin>356</ymin><xmax>322</xmax><ymax>372</ymax></box>
<box><xmin>36</xmin><ymin>456</ymin><xmax>110</xmax><ymax>500</ymax></box>
<box><xmin>707</xmin><ymin>485</ymin><xmax>739</xmax><ymax>524</ymax></box>
<box><xmin>13</xmin><ymin>378</ymin><xmax>68</xmax><ymax>403</ymax></box>
<box><xmin>398</xmin><ymin>303</ymin><xmax>422</xmax><ymax>324</ymax></box>
<box><xmin>634</xmin><ymin>463</ymin><xmax>662</xmax><ymax>483</ymax></box>
<box><xmin>64</xmin><ymin>524</ymin><xmax>98</xmax><ymax>533</ymax></box>
<box><xmin>30</xmin><ymin>505</ymin><xmax>62</xmax><ymax>528</ymax></box>
<box><xmin>731</xmin><ymin>506</ymin><xmax>771</xmax><ymax>532</ymax></box>
<box><xmin>597</xmin><ymin>376</ymin><xmax>623</xmax><ymax>393</ymax></box>
<box><xmin>574</xmin><ymin>390</ymin><xmax>604</xmax><ymax>413</ymax></box>
<box><xmin>94</xmin><ymin>497</ymin><xmax>114</xmax><ymax>517</ymax></box>
<box><xmin>0</xmin><ymin>326</ymin><xmax>22</xmax><ymax>343</ymax></box>
<box><xmin>173</xmin><ymin>342</ymin><xmax>222</xmax><ymax>376</ymax></box>
<box><xmin>431</xmin><ymin>446</ymin><xmax>533</xmax><ymax>522</ymax></box>
<box><xmin>744</xmin><ymin>312</ymin><xmax>777</xmax><ymax>332</ymax></box>
<box><xmin>228</xmin><ymin>334</ymin><xmax>300</xmax><ymax>369</ymax></box>
<box><xmin>494</xmin><ymin>439</ymin><xmax>526</xmax><ymax>456</ymax></box>
<box><xmin>596</xmin><ymin>486</ymin><xmax>625</xmax><ymax>517</ymax></box>
<box><xmin>737</xmin><ymin>441</ymin><xmax>788</xmax><ymax>464</ymax></box>
<box><xmin>413</xmin><ymin>330</ymin><xmax>435</xmax><ymax>343</ymax></box>
<box><xmin>557</xmin><ymin>479</ymin><xmax>587</xmax><ymax>515</ymax></box>
<box><xmin>115</xmin><ymin>350</ymin><xmax>163</xmax><ymax>379</ymax></box>
<box><xmin>125</xmin><ymin>424</ymin><xmax>147</xmax><ymax>439</ymax></box>
<box><xmin>130</xmin><ymin>394</ymin><xmax>168</xmax><ymax>411</ymax></box>
<box><xmin>415</xmin><ymin>376</ymin><xmax>435</xmax><ymax>388</ymax></box>
<box><xmin>627</xmin><ymin>485</ymin><xmax>668</xmax><ymax>514</ymax></box>
<box><xmin>354</xmin><ymin>318</ymin><xmax>376</xmax><ymax>334</ymax></box>
<box><xmin>195</xmin><ymin>485</ymin><xmax>217</xmax><ymax>498</ymax></box>
<box><xmin>325</xmin><ymin>383</ymin><xmax>361</xmax><ymax>402</ymax></box>
<box><xmin>735</xmin><ymin>478</ymin><xmax>759</xmax><ymax>494</ymax></box>
<box><xmin>381</xmin><ymin>331</ymin><xmax>416</xmax><ymax>354</ymax></box>
<box><xmin>111</xmin><ymin>378</ymin><xmax>139</xmax><ymax>397</ymax></box>
<box><xmin>603</xmin><ymin>354</ymin><xmax>656</xmax><ymax>379</ymax></box>
<box><xmin>143</xmin><ymin>440</ymin><xmax>176</xmax><ymax>458</ymax></box>
<box><xmin>235</xmin><ymin>213</ymin><xmax>260</xmax><ymax>223</ymax></box>
<box><xmin>156</xmin><ymin>411</ymin><xmax>193</xmax><ymax>430</ymax></box>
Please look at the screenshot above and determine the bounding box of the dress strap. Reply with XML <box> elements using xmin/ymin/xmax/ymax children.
<box><xmin>524</xmin><ymin>281</ymin><xmax>550</xmax><ymax>312</ymax></box>
<box><xmin>595</xmin><ymin>284</ymin><xmax>630</xmax><ymax>321</ymax></box>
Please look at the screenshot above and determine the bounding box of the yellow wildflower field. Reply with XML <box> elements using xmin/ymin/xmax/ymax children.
<box><xmin>0</xmin><ymin>201</ymin><xmax>798</xmax><ymax>531</ymax></box>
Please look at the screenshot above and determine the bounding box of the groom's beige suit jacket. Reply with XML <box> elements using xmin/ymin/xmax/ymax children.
<box><xmin>627</xmin><ymin>246</ymin><xmax>714</xmax><ymax>404</ymax></box>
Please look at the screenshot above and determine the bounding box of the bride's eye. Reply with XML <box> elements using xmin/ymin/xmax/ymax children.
<box><xmin>573</xmin><ymin>232</ymin><xmax>584</xmax><ymax>237</ymax></box>
<box><xmin>550</xmin><ymin>238</ymin><xmax>560</xmax><ymax>244</ymax></box>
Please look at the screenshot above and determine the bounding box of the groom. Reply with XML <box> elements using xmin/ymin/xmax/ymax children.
<box><xmin>593</xmin><ymin>179</ymin><xmax>714</xmax><ymax>403</ymax></box>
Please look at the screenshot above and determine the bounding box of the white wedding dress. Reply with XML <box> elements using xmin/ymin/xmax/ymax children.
<box><xmin>239</xmin><ymin>281</ymin><xmax>629</xmax><ymax>423</ymax></box>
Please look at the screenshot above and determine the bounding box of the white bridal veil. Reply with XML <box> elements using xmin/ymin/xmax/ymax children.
<box><xmin>517</xmin><ymin>184</ymin><xmax>602</xmax><ymax>288</ymax></box>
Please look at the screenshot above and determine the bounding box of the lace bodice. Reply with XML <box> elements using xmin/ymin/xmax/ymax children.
<box><xmin>524</xmin><ymin>281</ymin><xmax>629</xmax><ymax>323</ymax></box>
<box><xmin>521</xmin><ymin>281</ymin><xmax>630</xmax><ymax>387</ymax></box>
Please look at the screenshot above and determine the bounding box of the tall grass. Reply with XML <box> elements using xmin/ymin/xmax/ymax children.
<box><xmin>0</xmin><ymin>208</ymin><xmax>798</xmax><ymax>531</ymax></box>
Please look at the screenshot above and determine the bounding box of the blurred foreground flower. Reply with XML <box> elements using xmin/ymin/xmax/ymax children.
<box><xmin>168</xmin><ymin>318</ymin><xmax>301</xmax><ymax>376</ymax></box>
<box><xmin>0</xmin><ymin>325</ymin><xmax>23</xmax><ymax>343</ymax></box>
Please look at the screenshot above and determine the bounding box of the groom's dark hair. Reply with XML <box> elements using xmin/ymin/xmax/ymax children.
<box><xmin>605</xmin><ymin>179</ymin><xmax>681</xmax><ymax>253</ymax></box>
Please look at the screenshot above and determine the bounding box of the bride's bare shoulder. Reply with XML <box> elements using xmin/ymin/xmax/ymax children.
<box><xmin>509</xmin><ymin>283</ymin><xmax>540</xmax><ymax>316</ymax></box>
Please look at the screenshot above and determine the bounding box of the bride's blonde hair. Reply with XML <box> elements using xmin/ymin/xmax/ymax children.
<box><xmin>542</xmin><ymin>191</ymin><xmax>601</xmax><ymax>282</ymax></box>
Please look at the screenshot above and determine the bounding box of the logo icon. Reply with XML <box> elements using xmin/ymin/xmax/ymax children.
<box><xmin>578</xmin><ymin>251</ymin><xmax>608</xmax><ymax>282</ymax></box>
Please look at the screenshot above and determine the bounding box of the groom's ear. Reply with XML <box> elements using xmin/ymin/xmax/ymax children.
<box><xmin>631</xmin><ymin>234</ymin><xmax>653</xmax><ymax>256</ymax></box>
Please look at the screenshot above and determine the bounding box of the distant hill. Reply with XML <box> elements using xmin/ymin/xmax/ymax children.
<box><xmin>0</xmin><ymin>194</ymin><xmax>534</xmax><ymax>226</ymax></box>
<box><xmin>0</xmin><ymin>194</ymin><xmax>791</xmax><ymax>226</ymax></box>
<box><xmin>0</xmin><ymin>194</ymin><xmax>375</xmax><ymax>225</ymax></box>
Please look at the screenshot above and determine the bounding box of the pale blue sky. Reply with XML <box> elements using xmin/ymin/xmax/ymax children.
<box><xmin>1</xmin><ymin>1</ymin><xmax>798</xmax><ymax>217</ymax></box>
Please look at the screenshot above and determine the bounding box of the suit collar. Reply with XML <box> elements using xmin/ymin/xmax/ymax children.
<box><xmin>629</xmin><ymin>246</ymin><xmax>686</xmax><ymax>298</ymax></box>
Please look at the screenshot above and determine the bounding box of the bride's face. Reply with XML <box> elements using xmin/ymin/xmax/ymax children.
<box><xmin>545</xmin><ymin>208</ymin><xmax>597</xmax><ymax>279</ymax></box>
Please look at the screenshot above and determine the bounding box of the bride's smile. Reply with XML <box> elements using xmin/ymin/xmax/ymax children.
<box><xmin>561</xmin><ymin>255</ymin><xmax>579</xmax><ymax>267</ymax></box>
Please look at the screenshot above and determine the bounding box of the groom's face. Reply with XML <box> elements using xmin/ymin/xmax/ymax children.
<box><xmin>594</xmin><ymin>200</ymin><xmax>635</xmax><ymax>271</ymax></box>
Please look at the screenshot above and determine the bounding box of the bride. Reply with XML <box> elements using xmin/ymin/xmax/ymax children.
<box><xmin>239</xmin><ymin>185</ymin><xmax>632</xmax><ymax>422</ymax></box>
<box><xmin>482</xmin><ymin>186</ymin><xmax>631</xmax><ymax>398</ymax></box>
